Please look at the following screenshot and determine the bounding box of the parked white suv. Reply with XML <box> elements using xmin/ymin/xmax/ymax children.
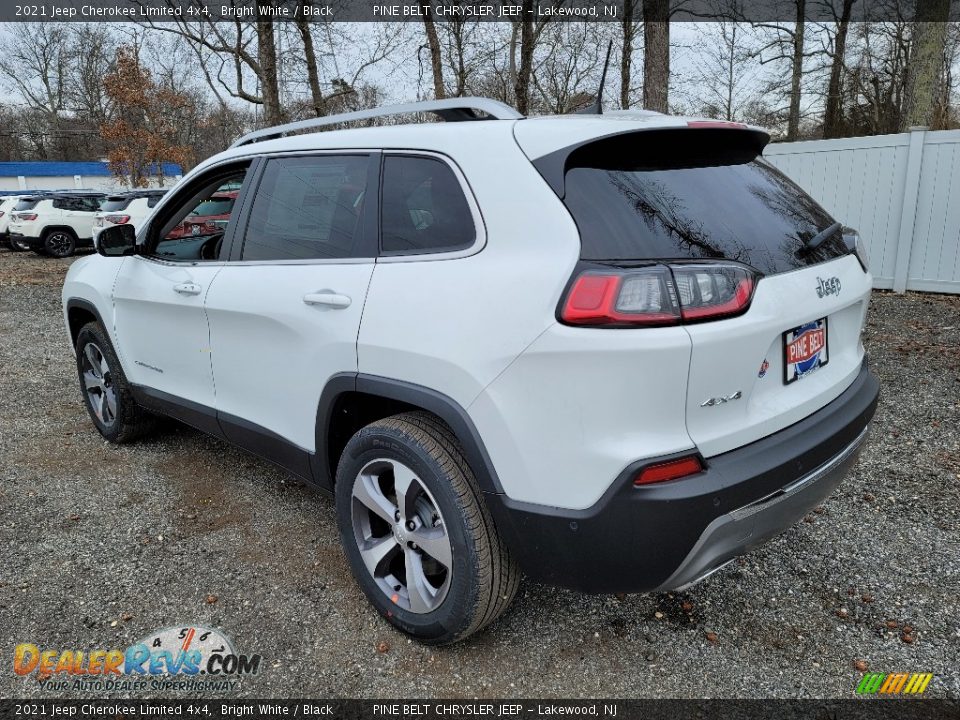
<box><xmin>92</xmin><ymin>190</ymin><xmax>167</xmax><ymax>249</ymax></box>
<box><xmin>62</xmin><ymin>98</ymin><xmax>879</xmax><ymax>644</ymax></box>
<box><xmin>1</xmin><ymin>194</ymin><xmax>31</xmax><ymax>250</ymax></box>
<box><xmin>10</xmin><ymin>191</ymin><xmax>105</xmax><ymax>257</ymax></box>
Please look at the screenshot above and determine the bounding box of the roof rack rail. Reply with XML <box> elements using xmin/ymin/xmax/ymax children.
<box><xmin>230</xmin><ymin>97</ymin><xmax>524</xmax><ymax>148</ymax></box>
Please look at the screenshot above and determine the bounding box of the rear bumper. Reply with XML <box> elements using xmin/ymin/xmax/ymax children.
<box><xmin>10</xmin><ymin>232</ymin><xmax>41</xmax><ymax>249</ymax></box>
<box><xmin>487</xmin><ymin>361</ymin><xmax>879</xmax><ymax>593</ymax></box>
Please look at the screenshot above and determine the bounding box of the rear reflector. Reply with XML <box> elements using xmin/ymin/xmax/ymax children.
<box><xmin>560</xmin><ymin>263</ymin><xmax>758</xmax><ymax>327</ymax></box>
<box><xmin>634</xmin><ymin>456</ymin><xmax>703</xmax><ymax>486</ymax></box>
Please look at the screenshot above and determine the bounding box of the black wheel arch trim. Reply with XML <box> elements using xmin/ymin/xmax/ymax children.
<box><xmin>313</xmin><ymin>372</ymin><xmax>505</xmax><ymax>496</ymax></box>
<box><xmin>65</xmin><ymin>298</ymin><xmax>108</xmax><ymax>345</ymax></box>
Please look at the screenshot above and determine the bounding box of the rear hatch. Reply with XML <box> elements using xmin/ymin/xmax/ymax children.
<box><xmin>528</xmin><ymin>124</ymin><xmax>871</xmax><ymax>458</ymax></box>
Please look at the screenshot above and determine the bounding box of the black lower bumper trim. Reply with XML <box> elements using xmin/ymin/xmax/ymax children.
<box><xmin>485</xmin><ymin>362</ymin><xmax>880</xmax><ymax>593</ymax></box>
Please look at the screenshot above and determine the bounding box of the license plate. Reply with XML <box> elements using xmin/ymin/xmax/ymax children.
<box><xmin>783</xmin><ymin>318</ymin><xmax>829</xmax><ymax>384</ymax></box>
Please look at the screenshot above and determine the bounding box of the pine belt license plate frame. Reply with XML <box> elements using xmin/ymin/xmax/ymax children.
<box><xmin>783</xmin><ymin>317</ymin><xmax>829</xmax><ymax>384</ymax></box>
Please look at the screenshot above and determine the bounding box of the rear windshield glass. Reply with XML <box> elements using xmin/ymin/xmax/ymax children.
<box><xmin>15</xmin><ymin>199</ymin><xmax>40</xmax><ymax>211</ymax></box>
<box><xmin>562</xmin><ymin>135</ymin><xmax>847</xmax><ymax>275</ymax></box>
<box><xmin>191</xmin><ymin>197</ymin><xmax>234</xmax><ymax>217</ymax></box>
<box><xmin>100</xmin><ymin>198</ymin><xmax>132</xmax><ymax>212</ymax></box>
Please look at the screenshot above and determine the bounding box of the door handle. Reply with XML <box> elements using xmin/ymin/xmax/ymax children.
<box><xmin>173</xmin><ymin>282</ymin><xmax>202</xmax><ymax>296</ymax></box>
<box><xmin>303</xmin><ymin>291</ymin><xmax>352</xmax><ymax>309</ymax></box>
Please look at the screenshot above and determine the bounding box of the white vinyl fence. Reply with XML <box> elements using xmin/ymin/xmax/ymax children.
<box><xmin>764</xmin><ymin>127</ymin><xmax>960</xmax><ymax>295</ymax></box>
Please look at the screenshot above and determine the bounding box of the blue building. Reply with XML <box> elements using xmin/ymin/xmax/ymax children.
<box><xmin>0</xmin><ymin>161</ymin><xmax>183</xmax><ymax>192</ymax></box>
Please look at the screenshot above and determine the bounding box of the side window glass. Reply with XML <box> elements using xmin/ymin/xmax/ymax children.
<box><xmin>152</xmin><ymin>170</ymin><xmax>247</xmax><ymax>262</ymax></box>
<box><xmin>241</xmin><ymin>155</ymin><xmax>370</xmax><ymax>261</ymax></box>
<box><xmin>380</xmin><ymin>155</ymin><xmax>475</xmax><ymax>254</ymax></box>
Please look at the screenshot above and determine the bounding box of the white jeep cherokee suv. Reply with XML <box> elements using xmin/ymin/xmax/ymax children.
<box><xmin>10</xmin><ymin>191</ymin><xmax>105</xmax><ymax>257</ymax></box>
<box><xmin>62</xmin><ymin>98</ymin><xmax>879</xmax><ymax>644</ymax></box>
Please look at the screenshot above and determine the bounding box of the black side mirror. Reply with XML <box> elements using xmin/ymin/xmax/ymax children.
<box><xmin>96</xmin><ymin>224</ymin><xmax>137</xmax><ymax>257</ymax></box>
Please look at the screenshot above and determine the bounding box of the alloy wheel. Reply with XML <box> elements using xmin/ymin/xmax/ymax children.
<box><xmin>350</xmin><ymin>458</ymin><xmax>453</xmax><ymax>614</ymax></box>
<box><xmin>47</xmin><ymin>232</ymin><xmax>73</xmax><ymax>256</ymax></box>
<box><xmin>81</xmin><ymin>342</ymin><xmax>117</xmax><ymax>427</ymax></box>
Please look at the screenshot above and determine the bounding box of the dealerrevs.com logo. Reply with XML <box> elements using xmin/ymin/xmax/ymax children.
<box><xmin>13</xmin><ymin>625</ymin><xmax>262</xmax><ymax>693</ymax></box>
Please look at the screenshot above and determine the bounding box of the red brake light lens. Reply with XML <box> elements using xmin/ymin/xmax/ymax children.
<box><xmin>105</xmin><ymin>215</ymin><xmax>131</xmax><ymax>224</ymax></box>
<box><xmin>17</xmin><ymin>213</ymin><xmax>38</xmax><ymax>221</ymax></box>
<box><xmin>634</xmin><ymin>456</ymin><xmax>703</xmax><ymax>486</ymax></box>
<box><xmin>562</xmin><ymin>267</ymin><xmax>681</xmax><ymax>326</ymax></box>
<box><xmin>560</xmin><ymin>263</ymin><xmax>758</xmax><ymax>327</ymax></box>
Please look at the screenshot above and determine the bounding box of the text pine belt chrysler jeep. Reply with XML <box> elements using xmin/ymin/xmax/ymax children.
<box><xmin>62</xmin><ymin>98</ymin><xmax>880</xmax><ymax>645</ymax></box>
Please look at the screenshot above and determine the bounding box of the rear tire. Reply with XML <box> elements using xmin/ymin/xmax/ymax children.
<box><xmin>335</xmin><ymin>412</ymin><xmax>519</xmax><ymax>645</ymax></box>
<box><xmin>75</xmin><ymin>322</ymin><xmax>154</xmax><ymax>443</ymax></box>
<box><xmin>43</xmin><ymin>228</ymin><xmax>77</xmax><ymax>258</ymax></box>
<box><xmin>8</xmin><ymin>235</ymin><xmax>30</xmax><ymax>252</ymax></box>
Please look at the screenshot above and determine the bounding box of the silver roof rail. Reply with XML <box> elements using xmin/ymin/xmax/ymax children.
<box><xmin>230</xmin><ymin>97</ymin><xmax>524</xmax><ymax>148</ymax></box>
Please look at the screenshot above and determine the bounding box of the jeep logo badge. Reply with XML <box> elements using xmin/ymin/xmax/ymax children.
<box><xmin>816</xmin><ymin>276</ymin><xmax>841</xmax><ymax>298</ymax></box>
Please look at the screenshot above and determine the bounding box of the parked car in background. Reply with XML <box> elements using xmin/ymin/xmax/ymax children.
<box><xmin>1</xmin><ymin>195</ymin><xmax>31</xmax><ymax>250</ymax></box>
<box><xmin>9</xmin><ymin>191</ymin><xmax>105</xmax><ymax>257</ymax></box>
<box><xmin>92</xmin><ymin>190</ymin><xmax>167</xmax><ymax>248</ymax></box>
<box><xmin>164</xmin><ymin>190</ymin><xmax>238</xmax><ymax>239</ymax></box>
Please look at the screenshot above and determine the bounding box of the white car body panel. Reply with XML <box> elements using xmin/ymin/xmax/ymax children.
<box><xmin>205</xmin><ymin>262</ymin><xmax>375</xmax><ymax>452</ymax></box>
<box><xmin>111</xmin><ymin>257</ymin><xmax>223</xmax><ymax>408</ymax></box>
<box><xmin>469</xmin><ymin>323</ymin><xmax>695</xmax><ymax>509</ymax></box>
<box><xmin>682</xmin><ymin>255</ymin><xmax>871</xmax><ymax>458</ymax></box>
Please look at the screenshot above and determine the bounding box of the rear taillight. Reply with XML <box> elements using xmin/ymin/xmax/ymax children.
<box><xmin>16</xmin><ymin>213</ymin><xmax>37</xmax><ymax>222</ymax></box>
<box><xmin>560</xmin><ymin>263</ymin><xmax>759</xmax><ymax>328</ymax></box>
<box><xmin>105</xmin><ymin>215</ymin><xmax>131</xmax><ymax>225</ymax></box>
<box><xmin>634</xmin><ymin>455</ymin><xmax>703</xmax><ymax>486</ymax></box>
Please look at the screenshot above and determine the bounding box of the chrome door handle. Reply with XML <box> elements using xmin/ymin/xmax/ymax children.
<box><xmin>303</xmin><ymin>291</ymin><xmax>352</xmax><ymax>309</ymax></box>
<box><xmin>173</xmin><ymin>282</ymin><xmax>202</xmax><ymax>296</ymax></box>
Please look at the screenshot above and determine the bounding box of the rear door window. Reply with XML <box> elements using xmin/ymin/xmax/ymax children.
<box><xmin>380</xmin><ymin>155</ymin><xmax>475</xmax><ymax>255</ymax></box>
<box><xmin>560</xmin><ymin>132</ymin><xmax>847</xmax><ymax>275</ymax></box>
<box><xmin>15</xmin><ymin>199</ymin><xmax>40</xmax><ymax>211</ymax></box>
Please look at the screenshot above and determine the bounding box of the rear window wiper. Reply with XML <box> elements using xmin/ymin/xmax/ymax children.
<box><xmin>803</xmin><ymin>222</ymin><xmax>842</xmax><ymax>251</ymax></box>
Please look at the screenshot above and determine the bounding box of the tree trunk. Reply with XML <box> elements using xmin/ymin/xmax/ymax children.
<box><xmin>515</xmin><ymin>0</ymin><xmax>535</xmax><ymax>114</ymax></box>
<box><xmin>296</xmin><ymin>2</ymin><xmax>325</xmax><ymax>117</ymax></box>
<box><xmin>642</xmin><ymin>0</ymin><xmax>669</xmax><ymax>113</ymax></box>
<box><xmin>621</xmin><ymin>0</ymin><xmax>635</xmax><ymax>109</ymax></box>
<box><xmin>823</xmin><ymin>0</ymin><xmax>854</xmax><ymax>138</ymax></box>
<box><xmin>256</xmin><ymin>9</ymin><xmax>283</xmax><ymax>126</ymax></box>
<box><xmin>901</xmin><ymin>0</ymin><xmax>950</xmax><ymax>130</ymax></box>
<box><xmin>786</xmin><ymin>0</ymin><xmax>806</xmax><ymax>141</ymax></box>
<box><xmin>420</xmin><ymin>4</ymin><xmax>445</xmax><ymax>100</ymax></box>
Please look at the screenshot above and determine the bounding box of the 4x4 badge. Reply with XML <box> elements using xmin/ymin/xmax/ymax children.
<box><xmin>701</xmin><ymin>390</ymin><xmax>742</xmax><ymax>407</ymax></box>
<box><xmin>816</xmin><ymin>276</ymin><xmax>841</xmax><ymax>298</ymax></box>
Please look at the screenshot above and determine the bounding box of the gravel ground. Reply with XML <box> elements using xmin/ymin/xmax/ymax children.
<box><xmin>1</xmin><ymin>248</ymin><xmax>958</xmax><ymax>700</ymax></box>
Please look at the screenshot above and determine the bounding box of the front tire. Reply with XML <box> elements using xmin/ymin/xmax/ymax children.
<box><xmin>43</xmin><ymin>229</ymin><xmax>77</xmax><ymax>258</ymax></box>
<box><xmin>335</xmin><ymin>412</ymin><xmax>519</xmax><ymax>645</ymax></box>
<box><xmin>75</xmin><ymin>322</ymin><xmax>154</xmax><ymax>443</ymax></box>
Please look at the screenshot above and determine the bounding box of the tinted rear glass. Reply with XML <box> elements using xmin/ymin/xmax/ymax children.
<box><xmin>15</xmin><ymin>199</ymin><xmax>40</xmax><ymax>211</ymax></box>
<box><xmin>192</xmin><ymin>197</ymin><xmax>234</xmax><ymax>216</ymax></box>
<box><xmin>562</xmin><ymin>135</ymin><xmax>847</xmax><ymax>275</ymax></box>
<box><xmin>100</xmin><ymin>198</ymin><xmax>132</xmax><ymax>212</ymax></box>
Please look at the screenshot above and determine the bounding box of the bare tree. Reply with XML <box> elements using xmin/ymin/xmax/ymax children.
<box><xmin>901</xmin><ymin>0</ymin><xmax>951</xmax><ymax>129</ymax></box>
<box><xmin>642</xmin><ymin>0</ymin><xmax>670</xmax><ymax>112</ymax></box>
<box><xmin>685</xmin><ymin>20</ymin><xmax>759</xmax><ymax>120</ymax></box>
<box><xmin>822</xmin><ymin>0</ymin><xmax>857</xmax><ymax>138</ymax></box>
<box><xmin>621</xmin><ymin>0</ymin><xmax>639</xmax><ymax>108</ymax></box>
<box><xmin>420</xmin><ymin>1</ymin><xmax>446</xmax><ymax>99</ymax></box>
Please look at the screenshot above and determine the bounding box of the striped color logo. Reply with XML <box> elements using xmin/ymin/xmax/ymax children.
<box><xmin>856</xmin><ymin>673</ymin><xmax>933</xmax><ymax>695</ymax></box>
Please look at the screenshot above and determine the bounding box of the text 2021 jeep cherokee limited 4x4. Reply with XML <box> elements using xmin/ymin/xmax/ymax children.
<box><xmin>62</xmin><ymin>98</ymin><xmax>879</xmax><ymax>645</ymax></box>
